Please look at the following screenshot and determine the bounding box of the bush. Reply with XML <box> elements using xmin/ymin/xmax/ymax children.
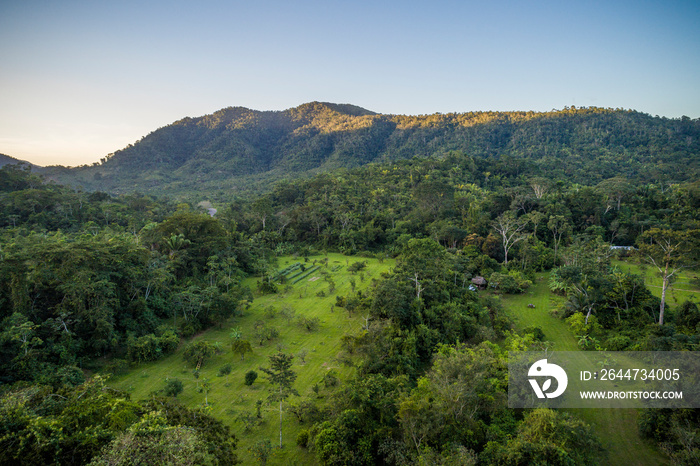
<box><xmin>183</xmin><ymin>340</ymin><xmax>222</xmax><ymax>367</ymax></box>
<box><xmin>249</xmin><ymin>439</ymin><xmax>273</xmax><ymax>465</ymax></box>
<box><xmin>297</xmin><ymin>316</ymin><xmax>321</xmax><ymax>332</ymax></box>
<box><xmin>296</xmin><ymin>430</ymin><xmax>309</xmax><ymax>448</ymax></box>
<box><xmin>217</xmin><ymin>364</ymin><xmax>232</xmax><ymax>377</ymax></box>
<box><xmin>523</xmin><ymin>326</ymin><xmax>545</xmax><ymax>341</ymax></box>
<box><xmin>489</xmin><ymin>271</ymin><xmax>532</xmax><ymax>293</ymax></box>
<box><xmin>605</xmin><ymin>335</ymin><xmax>631</xmax><ymax>351</ymax></box>
<box><xmin>46</xmin><ymin>365</ymin><xmax>85</xmax><ymax>387</ymax></box>
<box><xmin>163</xmin><ymin>378</ymin><xmax>184</xmax><ymax>397</ymax></box>
<box><xmin>257</xmin><ymin>278</ymin><xmax>278</xmax><ymax>294</ymax></box>
<box><xmin>253</xmin><ymin>321</ymin><xmax>280</xmax><ymax>345</ymax></box>
<box><xmin>489</xmin><ymin>272</ymin><xmax>521</xmax><ymax>293</ymax></box>
<box><xmin>347</xmin><ymin>261</ymin><xmax>367</xmax><ymax>273</ymax></box>
<box><xmin>264</xmin><ymin>306</ymin><xmax>278</xmax><ymax>319</ymax></box>
<box><xmin>566</xmin><ymin>313</ymin><xmax>601</xmax><ymax>336</ymax></box>
<box><xmin>280</xmin><ymin>305</ymin><xmax>296</xmax><ymax>321</ymax></box>
<box><xmin>322</xmin><ymin>369</ymin><xmax>338</xmax><ymax>388</ymax></box>
<box><xmin>676</xmin><ymin>301</ymin><xmax>700</xmax><ymax>330</ymax></box>
<box><xmin>244</xmin><ymin>370</ymin><xmax>258</xmax><ymax>386</ymax></box>
<box><xmin>158</xmin><ymin>329</ymin><xmax>180</xmax><ymax>353</ymax></box>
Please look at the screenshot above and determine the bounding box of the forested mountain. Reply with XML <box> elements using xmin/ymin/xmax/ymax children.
<box><xmin>43</xmin><ymin>103</ymin><xmax>700</xmax><ymax>198</ymax></box>
<box><xmin>0</xmin><ymin>153</ymin><xmax>34</xmax><ymax>169</ymax></box>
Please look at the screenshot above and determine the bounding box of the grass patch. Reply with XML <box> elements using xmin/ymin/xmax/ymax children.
<box><xmin>498</xmin><ymin>269</ymin><xmax>669</xmax><ymax>466</ymax></box>
<box><xmin>613</xmin><ymin>259</ymin><xmax>700</xmax><ymax>307</ymax></box>
<box><xmin>110</xmin><ymin>253</ymin><xmax>394</xmax><ymax>465</ymax></box>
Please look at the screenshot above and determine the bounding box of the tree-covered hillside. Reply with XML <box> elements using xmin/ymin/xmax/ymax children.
<box><xmin>2</xmin><ymin>140</ymin><xmax>700</xmax><ymax>463</ymax></box>
<box><xmin>42</xmin><ymin>103</ymin><xmax>700</xmax><ymax>199</ymax></box>
<box><xmin>0</xmin><ymin>153</ymin><xmax>35</xmax><ymax>169</ymax></box>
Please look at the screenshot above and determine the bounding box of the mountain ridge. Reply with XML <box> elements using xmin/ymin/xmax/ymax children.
<box><xmin>0</xmin><ymin>153</ymin><xmax>37</xmax><ymax>169</ymax></box>
<box><xmin>40</xmin><ymin>102</ymin><xmax>700</xmax><ymax>199</ymax></box>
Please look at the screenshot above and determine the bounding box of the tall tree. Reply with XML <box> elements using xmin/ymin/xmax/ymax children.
<box><xmin>547</xmin><ymin>215</ymin><xmax>572</xmax><ymax>263</ymax></box>
<box><xmin>528</xmin><ymin>176</ymin><xmax>551</xmax><ymax>199</ymax></box>
<box><xmin>596</xmin><ymin>176</ymin><xmax>633</xmax><ymax>212</ymax></box>
<box><xmin>260</xmin><ymin>352</ymin><xmax>298</xmax><ymax>448</ymax></box>
<box><xmin>492</xmin><ymin>211</ymin><xmax>528</xmax><ymax>265</ymax></box>
<box><xmin>638</xmin><ymin>228</ymin><xmax>699</xmax><ymax>325</ymax></box>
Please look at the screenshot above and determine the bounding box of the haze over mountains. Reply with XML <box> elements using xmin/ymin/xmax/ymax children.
<box><xmin>21</xmin><ymin>102</ymin><xmax>700</xmax><ymax>198</ymax></box>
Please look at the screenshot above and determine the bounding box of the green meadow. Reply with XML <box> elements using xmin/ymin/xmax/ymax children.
<box><xmin>612</xmin><ymin>258</ymin><xmax>700</xmax><ymax>307</ymax></box>
<box><xmin>497</xmin><ymin>269</ymin><xmax>671</xmax><ymax>466</ymax></box>
<box><xmin>110</xmin><ymin>253</ymin><xmax>394</xmax><ymax>465</ymax></box>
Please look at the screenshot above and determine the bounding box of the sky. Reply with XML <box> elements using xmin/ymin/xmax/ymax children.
<box><xmin>1</xmin><ymin>0</ymin><xmax>699</xmax><ymax>167</ymax></box>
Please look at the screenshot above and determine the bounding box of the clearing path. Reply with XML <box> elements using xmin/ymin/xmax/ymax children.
<box><xmin>498</xmin><ymin>276</ymin><xmax>669</xmax><ymax>466</ymax></box>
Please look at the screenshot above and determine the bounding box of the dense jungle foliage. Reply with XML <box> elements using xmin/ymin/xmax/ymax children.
<box><xmin>1</xmin><ymin>104</ymin><xmax>700</xmax><ymax>464</ymax></box>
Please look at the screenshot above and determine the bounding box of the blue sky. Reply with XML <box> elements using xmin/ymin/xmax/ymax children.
<box><xmin>1</xmin><ymin>0</ymin><xmax>699</xmax><ymax>166</ymax></box>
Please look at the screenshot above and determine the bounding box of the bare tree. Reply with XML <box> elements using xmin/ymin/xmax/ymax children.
<box><xmin>529</xmin><ymin>176</ymin><xmax>551</xmax><ymax>199</ymax></box>
<box><xmin>492</xmin><ymin>211</ymin><xmax>529</xmax><ymax>265</ymax></box>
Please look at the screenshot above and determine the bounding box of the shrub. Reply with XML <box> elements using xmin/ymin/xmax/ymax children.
<box><xmin>297</xmin><ymin>430</ymin><xmax>309</xmax><ymax>448</ymax></box>
<box><xmin>249</xmin><ymin>439</ymin><xmax>273</xmax><ymax>465</ymax></box>
<box><xmin>676</xmin><ymin>301</ymin><xmax>700</xmax><ymax>330</ymax></box>
<box><xmin>280</xmin><ymin>305</ymin><xmax>296</xmax><ymax>322</ymax></box>
<box><xmin>297</xmin><ymin>316</ymin><xmax>321</xmax><ymax>332</ymax></box>
<box><xmin>489</xmin><ymin>272</ymin><xmax>521</xmax><ymax>294</ymax></box>
<box><xmin>48</xmin><ymin>365</ymin><xmax>85</xmax><ymax>387</ymax></box>
<box><xmin>245</xmin><ymin>370</ymin><xmax>258</xmax><ymax>386</ymax></box>
<box><xmin>257</xmin><ymin>278</ymin><xmax>278</xmax><ymax>294</ymax></box>
<box><xmin>523</xmin><ymin>326</ymin><xmax>545</xmax><ymax>341</ymax></box>
<box><xmin>103</xmin><ymin>358</ymin><xmax>129</xmax><ymax>376</ymax></box>
<box><xmin>347</xmin><ymin>261</ymin><xmax>367</xmax><ymax>273</ymax></box>
<box><xmin>489</xmin><ymin>271</ymin><xmax>532</xmax><ymax>293</ymax></box>
<box><xmin>183</xmin><ymin>340</ymin><xmax>222</xmax><ymax>367</ymax></box>
<box><xmin>264</xmin><ymin>306</ymin><xmax>278</xmax><ymax>319</ymax></box>
<box><xmin>605</xmin><ymin>335</ymin><xmax>631</xmax><ymax>351</ymax></box>
<box><xmin>158</xmin><ymin>329</ymin><xmax>180</xmax><ymax>353</ymax></box>
<box><xmin>217</xmin><ymin>364</ymin><xmax>232</xmax><ymax>377</ymax></box>
<box><xmin>253</xmin><ymin>321</ymin><xmax>280</xmax><ymax>345</ymax></box>
<box><xmin>322</xmin><ymin>369</ymin><xmax>338</xmax><ymax>388</ymax></box>
<box><xmin>163</xmin><ymin>378</ymin><xmax>184</xmax><ymax>397</ymax></box>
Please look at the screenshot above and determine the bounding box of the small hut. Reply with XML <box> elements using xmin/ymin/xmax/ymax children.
<box><xmin>471</xmin><ymin>276</ymin><xmax>487</xmax><ymax>290</ymax></box>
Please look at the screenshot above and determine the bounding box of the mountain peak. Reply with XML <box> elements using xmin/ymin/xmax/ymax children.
<box><xmin>292</xmin><ymin>102</ymin><xmax>376</xmax><ymax>117</ymax></box>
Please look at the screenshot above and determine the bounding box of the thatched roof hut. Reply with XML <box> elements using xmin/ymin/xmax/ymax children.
<box><xmin>471</xmin><ymin>276</ymin><xmax>487</xmax><ymax>289</ymax></box>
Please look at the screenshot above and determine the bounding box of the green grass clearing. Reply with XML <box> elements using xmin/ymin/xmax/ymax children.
<box><xmin>498</xmin><ymin>270</ymin><xmax>669</xmax><ymax>466</ymax></box>
<box><xmin>612</xmin><ymin>259</ymin><xmax>700</xmax><ymax>308</ymax></box>
<box><xmin>110</xmin><ymin>253</ymin><xmax>395</xmax><ymax>465</ymax></box>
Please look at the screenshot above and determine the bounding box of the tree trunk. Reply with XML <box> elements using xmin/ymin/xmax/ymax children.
<box><xmin>659</xmin><ymin>273</ymin><xmax>668</xmax><ymax>326</ymax></box>
<box><xmin>279</xmin><ymin>400</ymin><xmax>283</xmax><ymax>448</ymax></box>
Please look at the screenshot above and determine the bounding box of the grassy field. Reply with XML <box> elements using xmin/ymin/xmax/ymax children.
<box><xmin>110</xmin><ymin>253</ymin><xmax>395</xmax><ymax>465</ymax></box>
<box><xmin>613</xmin><ymin>258</ymin><xmax>700</xmax><ymax>307</ymax></box>
<box><xmin>498</xmin><ymin>272</ymin><xmax>670</xmax><ymax>466</ymax></box>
